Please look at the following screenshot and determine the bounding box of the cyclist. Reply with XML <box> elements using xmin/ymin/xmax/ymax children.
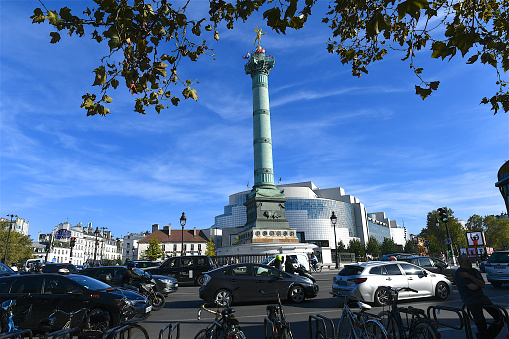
<box><xmin>310</xmin><ymin>253</ymin><xmax>318</xmax><ymax>271</ymax></box>
<box><xmin>455</xmin><ymin>254</ymin><xmax>503</xmax><ymax>339</ymax></box>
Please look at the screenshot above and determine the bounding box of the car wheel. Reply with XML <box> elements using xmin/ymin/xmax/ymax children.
<box><xmin>491</xmin><ymin>281</ymin><xmax>503</xmax><ymax>288</ymax></box>
<box><xmin>87</xmin><ymin>308</ymin><xmax>111</xmax><ymax>332</ymax></box>
<box><xmin>435</xmin><ymin>282</ymin><xmax>449</xmax><ymax>300</ymax></box>
<box><xmin>374</xmin><ymin>287</ymin><xmax>391</xmax><ymax>306</ymax></box>
<box><xmin>288</xmin><ymin>285</ymin><xmax>305</xmax><ymax>303</ymax></box>
<box><xmin>196</xmin><ymin>274</ymin><xmax>205</xmax><ymax>286</ymax></box>
<box><xmin>214</xmin><ymin>289</ymin><xmax>232</xmax><ymax>307</ymax></box>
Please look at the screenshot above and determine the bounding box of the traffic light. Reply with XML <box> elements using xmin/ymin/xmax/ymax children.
<box><xmin>437</xmin><ymin>207</ymin><xmax>448</xmax><ymax>222</ymax></box>
<box><xmin>70</xmin><ymin>237</ymin><xmax>76</xmax><ymax>248</ymax></box>
<box><xmin>44</xmin><ymin>243</ymin><xmax>50</xmax><ymax>252</ymax></box>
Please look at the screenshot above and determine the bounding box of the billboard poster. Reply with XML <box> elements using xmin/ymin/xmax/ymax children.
<box><xmin>467</xmin><ymin>248</ymin><xmax>477</xmax><ymax>256</ymax></box>
<box><xmin>477</xmin><ymin>247</ymin><xmax>486</xmax><ymax>255</ymax></box>
<box><xmin>460</xmin><ymin>248</ymin><xmax>468</xmax><ymax>255</ymax></box>
<box><xmin>466</xmin><ymin>231</ymin><xmax>485</xmax><ymax>246</ymax></box>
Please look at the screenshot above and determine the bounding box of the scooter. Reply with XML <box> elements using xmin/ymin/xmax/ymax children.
<box><xmin>137</xmin><ymin>278</ymin><xmax>166</xmax><ymax>311</ymax></box>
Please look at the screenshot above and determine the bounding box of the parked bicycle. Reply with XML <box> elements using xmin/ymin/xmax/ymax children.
<box><xmin>0</xmin><ymin>295</ymin><xmax>33</xmax><ymax>337</ymax></box>
<box><xmin>377</xmin><ymin>286</ymin><xmax>439</xmax><ymax>339</ymax></box>
<box><xmin>260</xmin><ymin>287</ymin><xmax>293</xmax><ymax>339</ymax></box>
<box><xmin>194</xmin><ymin>302</ymin><xmax>246</xmax><ymax>339</ymax></box>
<box><xmin>336</xmin><ymin>295</ymin><xmax>388</xmax><ymax>339</ymax></box>
<box><xmin>39</xmin><ymin>307</ymin><xmax>109</xmax><ymax>338</ymax></box>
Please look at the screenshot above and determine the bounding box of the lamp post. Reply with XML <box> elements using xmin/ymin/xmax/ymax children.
<box><xmin>180</xmin><ymin>212</ymin><xmax>187</xmax><ymax>256</ymax></box>
<box><xmin>3</xmin><ymin>214</ymin><xmax>17</xmax><ymax>264</ymax></box>
<box><xmin>93</xmin><ymin>227</ymin><xmax>100</xmax><ymax>266</ymax></box>
<box><xmin>330</xmin><ymin>211</ymin><xmax>338</xmax><ymax>269</ymax></box>
<box><xmin>99</xmin><ymin>226</ymin><xmax>107</xmax><ymax>264</ymax></box>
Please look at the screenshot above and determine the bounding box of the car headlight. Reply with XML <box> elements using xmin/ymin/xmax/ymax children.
<box><xmin>202</xmin><ymin>274</ymin><xmax>211</xmax><ymax>286</ymax></box>
<box><xmin>159</xmin><ymin>279</ymin><xmax>173</xmax><ymax>284</ymax></box>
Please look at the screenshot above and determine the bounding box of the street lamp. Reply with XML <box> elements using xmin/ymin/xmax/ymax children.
<box><xmin>330</xmin><ymin>211</ymin><xmax>338</xmax><ymax>269</ymax></box>
<box><xmin>180</xmin><ymin>212</ymin><xmax>187</xmax><ymax>256</ymax></box>
<box><xmin>3</xmin><ymin>214</ymin><xmax>17</xmax><ymax>264</ymax></box>
<box><xmin>93</xmin><ymin>227</ymin><xmax>100</xmax><ymax>266</ymax></box>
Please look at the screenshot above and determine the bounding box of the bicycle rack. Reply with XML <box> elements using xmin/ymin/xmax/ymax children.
<box><xmin>461</xmin><ymin>304</ymin><xmax>509</xmax><ymax>339</ymax></box>
<box><xmin>427</xmin><ymin>305</ymin><xmax>472</xmax><ymax>339</ymax></box>
<box><xmin>308</xmin><ymin>314</ymin><xmax>335</xmax><ymax>339</ymax></box>
<box><xmin>0</xmin><ymin>329</ymin><xmax>33</xmax><ymax>339</ymax></box>
<box><xmin>264</xmin><ymin>317</ymin><xmax>276</xmax><ymax>339</ymax></box>
<box><xmin>159</xmin><ymin>322</ymin><xmax>180</xmax><ymax>339</ymax></box>
<box><xmin>104</xmin><ymin>324</ymin><xmax>135</xmax><ymax>339</ymax></box>
<box><xmin>40</xmin><ymin>327</ymin><xmax>78</xmax><ymax>339</ymax></box>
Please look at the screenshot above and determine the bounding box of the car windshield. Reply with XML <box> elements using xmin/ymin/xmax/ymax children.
<box><xmin>260</xmin><ymin>257</ymin><xmax>273</xmax><ymax>265</ymax></box>
<box><xmin>338</xmin><ymin>265</ymin><xmax>364</xmax><ymax>276</ymax></box>
<box><xmin>67</xmin><ymin>275</ymin><xmax>112</xmax><ymax>290</ymax></box>
<box><xmin>0</xmin><ymin>263</ymin><xmax>15</xmax><ymax>276</ymax></box>
<box><xmin>488</xmin><ymin>252</ymin><xmax>509</xmax><ymax>263</ymax></box>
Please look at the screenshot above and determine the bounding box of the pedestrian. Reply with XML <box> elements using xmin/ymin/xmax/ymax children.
<box><xmin>455</xmin><ymin>254</ymin><xmax>503</xmax><ymax>339</ymax></box>
<box><xmin>285</xmin><ymin>256</ymin><xmax>294</xmax><ymax>274</ymax></box>
<box><xmin>274</xmin><ymin>255</ymin><xmax>283</xmax><ymax>270</ymax></box>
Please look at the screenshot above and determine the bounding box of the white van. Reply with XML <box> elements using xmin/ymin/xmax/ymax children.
<box><xmin>261</xmin><ymin>253</ymin><xmax>310</xmax><ymax>271</ymax></box>
<box><xmin>24</xmin><ymin>258</ymin><xmax>45</xmax><ymax>272</ymax></box>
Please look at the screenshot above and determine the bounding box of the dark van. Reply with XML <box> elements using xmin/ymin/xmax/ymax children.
<box><xmin>146</xmin><ymin>255</ymin><xmax>215</xmax><ymax>285</ymax></box>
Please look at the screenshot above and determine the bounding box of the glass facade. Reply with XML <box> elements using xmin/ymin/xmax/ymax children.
<box><xmin>367</xmin><ymin>221</ymin><xmax>391</xmax><ymax>244</ymax></box>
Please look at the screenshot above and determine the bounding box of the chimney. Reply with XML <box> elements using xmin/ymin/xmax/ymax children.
<box><xmin>152</xmin><ymin>224</ymin><xmax>159</xmax><ymax>233</ymax></box>
<box><xmin>163</xmin><ymin>223</ymin><xmax>171</xmax><ymax>233</ymax></box>
<box><xmin>194</xmin><ymin>227</ymin><xmax>197</xmax><ymax>238</ymax></box>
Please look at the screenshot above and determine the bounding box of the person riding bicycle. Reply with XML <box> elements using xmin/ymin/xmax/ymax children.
<box><xmin>122</xmin><ymin>262</ymin><xmax>144</xmax><ymax>291</ymax></box>
<box><xmin>310</xmin><ymin>253</ymin><xmax>318</xmax><ymax>271</ymax></box>
<box><xmin>455</xmin><ymin>254</ymin><xmax>503</xmax><ymax>339</ymax></box>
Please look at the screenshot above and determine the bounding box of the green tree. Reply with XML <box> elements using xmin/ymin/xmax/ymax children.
<box><xmin>0</xmin><ymin>221</ymin><xmax>33</xmax><ymax>266</ymax></box>
<box><xmin>32</xmin><ymin>0</ymin><xmax>509</xmax><ymax>116</ymax></box>
<box><xmin>337</xmin><ymin>240</ymin><xmax>346</xmax><ymax>253</ymax></box>
<box><xmin>380</xmin><ymin>238</ymin><xmax>399</xmax><ymax>255</ymax></box>
<box><xmin>141</xmin><ymin>236</ymin><xmax>163</xmax><ymax>260</ymax></box>
<box><xmin>403</xmin><ymin>240</ymin><xmax>417</xmax><ymax>254</ymax></box>
<box><xmin>205</xmin><ymin>237</ymin><xmax>216</xmax><ymax>256</ymax></box>
<box><xmin>466</xmin><ymin>214</ymin><xmax>484</xmax><ymax>231</ymax></box>
<box><xmin>420</xmin><ymin>208</ymin><xmax>466</xmax><ymax>256</ymax></box>
<box><xmin>483</xmin><ymin>215</ymin><xmax>509</xmax><ymax>250</ymax></box>
<box><xmin>365</xmin><ymin>236</ymin><xmax>380</xmax><ymax>259</ymax></box>
<box><xmin>347</xmin><ymin>239</ymin><xmax>366</xmax><ymax>260</ymax></box>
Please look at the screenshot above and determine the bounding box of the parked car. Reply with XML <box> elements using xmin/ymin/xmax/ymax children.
<box><xmin>131</xmin><ymin>261</ymin><xmax>161</xmax><ymax>270</ymax></box>
<box><xmin>41</xmin><ymin>263</ymin><xmax>78</xmax><ymax>274</ymax></box>
<box><xmin>0</xmin><ymin>273</ymin><xmax>151</xmax><ymax>333</ymax></box>
<box><xmin>146</xmin><ymin>255</ymin><xmax>215</xmax><ymax>286</ymax></box>
<box><xmin>399</xmin><ymin>256</ymin><xmax>457</xmax><ymax>283</ymax></box>
<box><xmin>485</xmin><ymin>250</ymin><xmax>509</xmax><ymax>287</ymax></box>
<box><xmin>79</xmin><ymin>266</ymin><xmax>178</xmax><ymax>296</ymax></box>
<box><xmin>199</xmin><ymin>263</ymin><xmax>319</xmax><ymax>306</ymax></box>
<box><xmin>379</xmin><ymin>253</ymin><xmax>417</xmax><ymax>261</ymax></box>
<box><xmin>331</xmin><ymin>261</ymin><xmax>452</xmax><ymax>306</ymax></box>
<box><xmin>0</xmin><ymin>263</ymin><xmax>18</xmax><ymax>277</ymax></box>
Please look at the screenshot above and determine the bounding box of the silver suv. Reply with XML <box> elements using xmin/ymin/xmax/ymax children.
<box><xmin>485</xmin><ymin>250</ymin><xmax>509</xmax><ymax>288</ymax></box>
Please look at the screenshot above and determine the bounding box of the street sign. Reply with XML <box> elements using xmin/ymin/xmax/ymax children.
<box><xmin>55</xmin><ymin>229</ymin><xmax>71</xmax><ymax>239</ymax></box>
<box><xmin>445</xmin><ymin>238</ymin><xmax>452</xmax><ymax>245</ymax></box>
<box><xmin>52</xmin><ymin>257</ymin><xmax>56</xmax><ymax>262</ymax></box>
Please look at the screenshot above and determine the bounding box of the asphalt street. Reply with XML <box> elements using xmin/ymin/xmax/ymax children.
<box><xmin>140</xmin><ymin>270</ymin><xmax>509</xmax><ymax>339</ymax></box>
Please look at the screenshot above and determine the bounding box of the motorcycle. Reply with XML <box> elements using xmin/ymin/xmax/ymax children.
<box><xmin>294</xmin><ymin>264</ymin><xmax>316</xmax><ymax>282</ymax></box>
<box><xmin>136</xmin><ymin>278</ymin><xmax>166</xmax><ymax>311</ymax></box>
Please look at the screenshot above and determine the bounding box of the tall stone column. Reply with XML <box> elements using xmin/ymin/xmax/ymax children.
<box><xmin>240</xmin><ymin>42</ymin><xmax>297</xmax><ymax>244</ymax></box>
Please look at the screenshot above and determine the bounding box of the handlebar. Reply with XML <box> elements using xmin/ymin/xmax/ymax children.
<box><xmin>49</xmin><ymin>307</ymin><xmax>89</xmax><ymax>319</ymax></box>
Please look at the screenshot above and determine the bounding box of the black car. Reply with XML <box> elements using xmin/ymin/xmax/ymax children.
<box><xmin>199</xmin><ymin>263</ymin><xmax>319</xmax><ymax>306</ymax></box>
<box><xmin>146</xmin><ymin>255</ymin><xmax>215</xmax><ymax>286</ymax></box>
<box><xmin>0</xmin><ymin>263</ymin><xmax>18</xmax><ymax>277</ymax></box>
<box><xmin>80</xmin><ymin>266</ymin><xmax>178</xmax><ymax>296</ymax></box>
<box><xmin>399</xmin><ymin>256</ymin><xmax>457</xmax><ymax>283</ymax></box>
<box><xmin>41</xmin><ymin>263</ymin><xmax>78</xmax><ymax>274</ymax></box>
<box><xmin>0</xmin><ymin>274</ymin><xmax>151</xmax><ymax>333</ymax></box>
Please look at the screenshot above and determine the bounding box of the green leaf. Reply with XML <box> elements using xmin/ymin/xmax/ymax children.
<box><xmin>480</xmin><ymin>52</ymin><xmax>497</xmax><ymax>68</ymax></box>
<box><xmin>171</xmin><ymin>97</ymin><xmax>180</xmax><ymax>106</ymax></box>
<box><xmin>46</xmin><ymin>10</ymin><xmax>60</xmax><ymax>25</ymax></box>
<box><xmin>415</xmin><ymin>85</ymin><xmax>432</xmax><ymax>99</ymax></box>
<box><xmin>429</xmin><ymin>81</ymin><xmax>440</xmax><ymax>90</ymax></box>
<box><xmin>466</xmin><ymin>54</ymin><xmax>479</xmax><ymax>64</ymax></box>
<box><xmin>31</xmin><ymin>8</ymin><xmax>46</xmax><ymax>23</ymax></box>
<box><xmin>366</xmin><ymin>12</ymin><xmax>390</xmax><ymax>36</ymax></box>
<box><xmin>155</xmin><ymin>104</ymin><xmax>165</xmax><ymax>113</ymax></box>
<box><xmin>92</xmin><ymin>66</ymin><xmax>107</xmax><ymax>86</ymax></box>
<box><xmin>182</xmin><ymin>87</ymin><xmax>198</xmax><ymax>100</ymax></box>
<box><xmin>103</xmin><ymin>95</ymin><xmax>113</xmax><ymax>103</ymax></box>
<box><xmin>50</xmin><ymin>32</ymin><xmax>61</xmax><ymax>44</ymax></box>
<box><xmin>111</xmin><ymin>78</ymin><xmax>119</xmax><ymax>89</ymax></box>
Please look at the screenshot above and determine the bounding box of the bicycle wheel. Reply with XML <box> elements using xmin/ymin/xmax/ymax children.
<box><xmin>409</xmin><ymin>321</ymin><xmax>439</xmax><ymax>339</ymax></box>
<box><xmin>317</xmin><ymin>265</ymin><xmax>323</xmax><ymax>273</ymax></box>
<box><xmin>336</xmin><ymin>315</ymin><xmax>355</xmax><ymax>339</ymax></box>
<box><xmin>378</xmin><ymin>311</ymin><xmax>401</xmax><ymax>339</ymax></box>
<box><xmin>107</xmin><ymin>323</ymin><xmax>150</xmax><ymax>339</ymax></box>
<box><xmin>194</xmin><ymin>328</ymin><xmax>213</xmax><ymax>339</ymax></box>
<box><xmin>281</xmin><ymin>326</ymin><xmax>294</xmax><ymax>339</ymax></box>
<box><xmin>364</xmin><ymin>319</ymin><xmax>388</xmax><ymax>339</ymax></box>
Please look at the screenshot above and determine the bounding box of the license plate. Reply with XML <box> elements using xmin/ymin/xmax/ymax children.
<box><xmin>145</xmin><ymin>306</ymin><xmax>152</xmax><ymax>313</ymax></box>
<box><xmin>495</xmin><ymin>265</ymin><xmax>506</xmax><ymax>269</ymax></box>
<box><xmin>339</xmin><ymin>281</ymin><xmax>347</xmax><ymax>286</ymax></box>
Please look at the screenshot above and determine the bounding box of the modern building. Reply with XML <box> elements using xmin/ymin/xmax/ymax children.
<box><xmin>122</xmin><ymin>231</ymin><xmax>149</xmax><ymax>263</ymax></box>
<box><xmin>0</xmin><ymin>216</ymin><xmax>30</xmax><ymax>236</ymax></box>
<box><xmin>136</xmin><ymin>223</ymin><xmax>209</xmax><ymax>260</ymax></box>
<box><xmin>212</xmin><ymin>181</ymin><xmax>409</xmax><ymax>251</ymax></box>
<box><xmin>496</xmin><ymin>160</ymin><xmax>509</xmax><ymax>214</ymax></box>
<box><xmin>34</xmin><ymin>222</ymin><xmax>122</xmax><ymax>265</ymax></box>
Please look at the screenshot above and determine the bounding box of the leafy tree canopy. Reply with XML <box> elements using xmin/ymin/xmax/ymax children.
<box><xmin>205</xmin><ymin>237</ymin><xmax>216</xmax><ymax>256</ymax></box>
<box><xmin>380</xmin><ymin>237</ymin><xmax>399</xmax><ymax>255</ymax></box>
<box><xmin>141</xmin><ymin>236</ymin><xmax>163</xmax><ymax>260</ymax></box>
<box><xmin>347</xmin><ymin>238</ymin><xmax>366</xmax><ymax>259</ymax></box>
<box><xmin>32</xmin><ymin>0</ymin><xmax>509</xmax><ymax>116</ymax></box>
<box><xmin>365</xmin><ymin>236</ymin><xmax>381</xmax><ymax>258</ymax></box>
<box><xmin>0</xmin><ymin>221</ymin><xmax>33</xmax><ymax>266</ymax></box>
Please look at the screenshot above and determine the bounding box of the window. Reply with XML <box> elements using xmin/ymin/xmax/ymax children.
<box><xmin>230</xmin><ymin>265</ymin><xmax>251</xmax><ymax>276</ymax></box>
<box><xmin>418</xmin><ymin>258</ymin><xmax>433</xmax><ymax>267</ymax></box>
<box><xmin>127</xmin><ymin>243</ymin><xmax>130</xmax><ymax>248</ymax></box>
<box><xmin>182</xmin><ymin>258</ymin><xmax>193</xmax><ymax>266</ymax></box>
<box><xmin>174</xmin><ymin>244</ymin><xmax>177</xmax><ymax>251</ymax></box>
<box><xmin>338</xmin><ymin>265</ymin><xmax>364</xmax><ymax>276</ymax></box>
<box><xmin>383</xmin><ymin>264</ymin><xmax>402</xmax><ymax>275</ymax></box>
<box><xmin>254</xmin><ymin>265</ymin><xmax>279</xmax><ymax>278</ymax></box>
<box><xmin>399</xmin><ymin>263</ymin><xmax>423</xmax><ymax>275</ymax></box>
<box><xmin>369</xmin><ymin>266</ymin><xmax>382</xmax><ymax>275</ymax></box>
<box><xmin>191</xmin><ymin>244</ymin><xmax>194</xmax><ymax>251</ymax></box>
<box><xmin>11</xmin><ymin>277</ymin><xmax>43</xmax><ymax>294</ymax></box>
<box><xmin>44</xmin><ymin>277</ymin><xmax>78</xmax><ymax>294</ymax></box>
<box><xmin>198</xmin><ymin>244</ymin><xmax>202</xmax><ymax>251</ymax></box>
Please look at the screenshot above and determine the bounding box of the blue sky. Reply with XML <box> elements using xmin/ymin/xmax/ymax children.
<box><xmin>1</xmin><ymin>1</ymin><xmax>507</xmax><ymax>241</ymax></box>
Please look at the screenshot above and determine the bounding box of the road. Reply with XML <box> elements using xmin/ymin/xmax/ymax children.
<box><xmin>139</xmin><ymin>270</ymin><xmax>509</xmax><ymax>339</ymax></box>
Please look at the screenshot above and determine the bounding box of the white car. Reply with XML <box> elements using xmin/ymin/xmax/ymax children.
<box><xmin>485</xmin><ymin>250</ymin><xmax>509</xmax><ymax>287</ymax></box>
<box><xmin>331</xmin><ymin>261</ymin><xmax>452</xmax><ymax>306</ymax></box>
